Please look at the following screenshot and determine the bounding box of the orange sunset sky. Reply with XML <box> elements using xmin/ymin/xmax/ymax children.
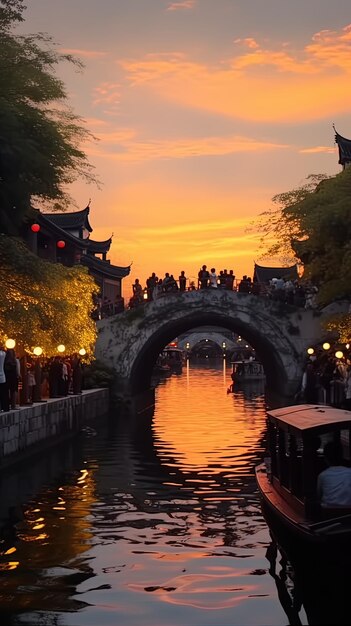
<box><xmin>21</xmin><ymin>0</ymin><xmax>351</xmax><ymax>297</ymax></box>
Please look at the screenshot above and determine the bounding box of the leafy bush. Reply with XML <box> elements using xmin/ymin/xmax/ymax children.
<box><xmin>82</xmin><ymin>359</ymin><xmax>115</xmax><ymax>389</ymax></box>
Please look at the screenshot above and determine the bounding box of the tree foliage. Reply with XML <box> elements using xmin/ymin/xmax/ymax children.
<box><xmin>257</xmin><ymin>167</ymin><xmax>351</xmax><ymax>338</ymax></box>
<box><xmin>254</xmin><ymin>174</ymin><xmax>329</xmax><ymax>263</ymax></box>
<box><xmin>0</xmin><ymin>234</ymin><xmax>98</xmax><ymax>357</ymax></box>
<box><xmin>0</xmin><ymin>0</ymin><xmax>97</xmax><ymax>233</ymax></box>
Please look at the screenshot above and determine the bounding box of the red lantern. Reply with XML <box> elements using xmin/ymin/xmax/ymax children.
<box><xmin>57</xmin><ymin>240</ymin><xmax>66</xmax><ymax>249</ymax></box>
<box><xmin>31</xmin><ymin>223</ymin><xmax>40</xmax><ymax>233</ymax></box>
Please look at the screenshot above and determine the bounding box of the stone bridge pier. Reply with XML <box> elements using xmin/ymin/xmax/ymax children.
<box><xmin>95</xmin><ymin>290</ymin><xmax>332</xmax><ymax>399</ymax></box>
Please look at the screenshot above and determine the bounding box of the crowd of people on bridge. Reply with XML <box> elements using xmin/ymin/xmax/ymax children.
<box><xmin>126</xmin><ymin>265</ymin><xmax>317</xmax><ymax>311</ymax></box>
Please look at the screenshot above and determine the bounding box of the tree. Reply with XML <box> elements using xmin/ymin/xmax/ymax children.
<box><xmin>256</xmin><ymin>168</ymin><xmax>351</xmax><ymax>339</ymax></box>
<box><xmin>254</xmin><ymin>174</ymin><xmax>329</xmax><ymax>263</ymax></box>
<box><xmin>0</xmin><ymin>0</ymin><xmax>97</xmax><ymax>233</ymax></box>
<box><xmin>0</xmin><ymin>234</ymin><xmax>98</xmax><ymax>357</ymax></box>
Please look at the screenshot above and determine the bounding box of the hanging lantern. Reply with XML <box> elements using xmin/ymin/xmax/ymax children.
<box><xmin>31</xmin><ymin>223</ymin><xmax>40</xmax><ymax>233</ymax></box>
<box><xmin>57</xmin><ymin>240</ymin><xmax>66</xmax><ymax>249</ymax></box>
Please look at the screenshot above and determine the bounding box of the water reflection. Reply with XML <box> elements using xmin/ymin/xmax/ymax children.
<box><xmin>266</xmin><ymin>534</ymin><xmax>350</xmax><ymax>625</ymax></box>
<box><xmin>1</xmin><ymin>362</ymin><xmax>291</xmax><ymax>625</ymax></box>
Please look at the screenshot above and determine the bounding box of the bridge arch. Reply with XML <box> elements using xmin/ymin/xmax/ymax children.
<box><xmin>96</xmin><ymin>290</ymin><xmax>328</xmax><ymax>398</ymax></box>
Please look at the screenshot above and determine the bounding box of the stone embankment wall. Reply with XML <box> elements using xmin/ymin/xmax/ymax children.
<box><xmin>0</xmin><ymin>388</ymin><xmax>109</xmax><ymax>468</ymax></box>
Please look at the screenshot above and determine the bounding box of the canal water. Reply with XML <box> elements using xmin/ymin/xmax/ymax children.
<box><xmin>0</xmin><ymin>361</ymin><xmax>344</xmax><ymax>625</ymax></box>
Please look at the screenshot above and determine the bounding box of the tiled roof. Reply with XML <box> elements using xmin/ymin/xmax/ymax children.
<box><xmin>87</xmin><ymin>237</ymin><xmax>112</xmax><ymax>254</ymax></box>
<box><xmin>43</xmin><ymin>207</ymin><xmax>93</xmax><ymax>232</ymax></box>
<box><xmin>81</xmin><ymin>254</ymin><xmax>130</xmax><ymax>279</ymax></box>
<box><xmin>335</xmin><ymin>130</ymin><xmax>351</xmax><ymax>166</ymax></box>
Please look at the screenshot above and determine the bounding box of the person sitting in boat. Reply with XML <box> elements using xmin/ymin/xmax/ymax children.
<box><xmin>317</xmin><ymin>441</ymin><xmax>351</xmax><ymax>509</ymax></box>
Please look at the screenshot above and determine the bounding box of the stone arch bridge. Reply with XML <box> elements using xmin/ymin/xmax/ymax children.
<box><xmin>95</xmin><ymin>289</ymin><xmax>337</xmax><ymax>398</ymax></box>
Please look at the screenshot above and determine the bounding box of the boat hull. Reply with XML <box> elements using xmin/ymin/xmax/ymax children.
<box><xmin>256</xmin><ymin>464</ymin><xmax>351</xmax><ymax>560</ymax></box>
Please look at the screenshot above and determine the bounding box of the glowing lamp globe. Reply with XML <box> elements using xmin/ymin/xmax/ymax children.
<box><xmin>322</xmin><ymin>342</ymin><xmax>331</xmax><ymax>351</ymax></box>
<box><xmin>307</xmin><ymin>347</ymin><xmax>314</xmax><ymax>355</ymax></box>
<box><xmin>33</xmin><ymin>346</ymin><xmax>43</xmax><ymax>356</ymax></box>
<box><xmin>31</xmin><ymin>223</ymin><xmax>40</xmax><ymax>233</ymax></box>
<box><xmin>335</xmin><ymin>351</ymin><xmax>344</xmax><ymax>359</ymax></box>
<box><xmin>78</xmin><ymin>348</ymin><xmax>86</xmax><ymax>356</ymax></box>
<box><xmin>57</xmin><ymin>344</ymin><xmax>65</xmax><ymax>353</ymax></box>
<box><xmin>5</xmin><ymin>338</ymin><xmax>16</xmax><ymax>349</ymax></box>
<box><xmin>57</xmin><ymin>240</ymin><xmax>66</xmax><ymax>249</ymax></box>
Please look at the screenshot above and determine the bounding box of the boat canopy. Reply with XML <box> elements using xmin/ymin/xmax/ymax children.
<box><xmin>267</xmin><ymin>404</ymin><xmax>351</xmax><ymax>433</ymax></box>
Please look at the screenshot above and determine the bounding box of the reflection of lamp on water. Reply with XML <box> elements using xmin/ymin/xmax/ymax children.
<box><xmin>5</xmin><ymin>338</ymin><xmax>16</xmax><ymax>349</ymax></box>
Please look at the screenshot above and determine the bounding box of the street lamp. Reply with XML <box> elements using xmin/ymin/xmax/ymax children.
<box><xmin>79</xmin><ymin>348</ymin><xmax>86</xmax><ymax>356</ymax></box>
<box><xmin>322</xmin><ymin>342</ymin><xmax>331</xmax><ymax>351</ymax></box>
<box><xmin>32</xmin><ymin>346</ymin><xmax>44</xmax><ymax>402</ymax></box>
<box><xmin>57</xmin><ymin>344</ymin><xmax>65</xmax><ymax>353</ymax></box>
<box><xmin>335</xmin><ymin>350</ymin><xmax>344</xmax><ymax>359</ymax></box>
<box><xmin>307</xmin><ymin>347</ymin><xmax>314</xmax><ymax>355</ymax></box>
<box><xmin>5</xmin><ymin>338</ymin><xmax>16</xmax><ymax>349</ymax></box>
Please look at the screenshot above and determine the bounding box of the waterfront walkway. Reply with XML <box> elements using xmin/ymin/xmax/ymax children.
<box><xmin>0</xmin><ymin>388</ymin><xmax>109</xmax><ymax>467</ymax></box>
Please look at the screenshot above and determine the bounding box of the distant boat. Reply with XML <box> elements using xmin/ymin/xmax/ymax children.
<box><xmin>231</xmin><ymin>359</ymin><xmax>265</xmax><ymax>383</ymax></box>
<box><xmin>153</xmin><ymin>346</ymin><xmax>184</xmax><ymax>376</ymax></box>
<box><xmin>255</xmin><ymin>404</ymin><xmax>351</xmax><ymax>554</ymax></box>
<box><xmin>161</xmin><ymin>346</ymin><xmax>184</xmax><ymax>372</ymax></box>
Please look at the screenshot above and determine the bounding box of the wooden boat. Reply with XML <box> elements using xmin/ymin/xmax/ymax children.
<box><xmin>160</xmin><ymin>346</ymin><xmax>184</xmax><ymax>372</ymax></box>
<box><xmin>231</xmin><ymin>359</ymin><xmax>265</xmax><ymax>383</ymax></box>
<box><xmin>255</xmin><ymin>404</ymin><xmax>351</xmax><ymax>550</ymax></box>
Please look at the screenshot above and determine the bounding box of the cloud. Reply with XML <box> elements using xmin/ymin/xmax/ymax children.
<box><xmin>93</xmin><ymin>82</ymin><xmax>121</xmax><ymax>114</ymax></box>
<box><xmin>87</xmin><ymin>130</ymin><xmax>287</xmax><ymax>162</ymax></box>
<box><xmin>167</xmin><ymin>0</ymin><xmax>196</xmax><ymax>10</ymax></box>
<box><xmin>234</xmin><ymin>38</ymin><xmax>260</xmax><ymax>50</ymax></box>
<box><xmin>299</xmin><ymin>146</ymin><xmax>336</xmax><ymax>154</ymax></box>
<box><xmin>119</xmin><ymin>24</ymin><xmax>351</xmax><ymax>122</ymax></box>
<box><xmin>60</xmin><ymin>48</ymin><xmax>106</xmax><ymax>59</ymax></box>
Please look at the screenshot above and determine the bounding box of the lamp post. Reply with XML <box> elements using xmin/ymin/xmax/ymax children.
<box><xmin>32</xmin><ymin>346</ymin><xmax>45</xmax><ymax>402</ymax></box>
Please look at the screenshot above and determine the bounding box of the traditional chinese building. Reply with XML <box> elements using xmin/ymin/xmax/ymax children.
<box><xmin>27</xmin><ymin>205</ymin><xmax>130</xmax><ymax>304</ymax></box>
<box><xmin>334</xmin><ymin>127</ymin><xmax>351</xmax><ymax>169</ymax></box>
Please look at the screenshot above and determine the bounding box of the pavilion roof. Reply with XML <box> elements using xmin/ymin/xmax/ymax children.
<box><xmin>43</xmin><ymin>206</ymin><xmax>93</xmax><ymax>232</ymax></box>
<box><xmin>87</xmin><ymin>237</ymin><xmax>112</xmax><ymax>254</ymax></box>
<box><xmin>80</xmin><ymin>253</ymin><xmax>130</xmax><ymax>279</ymax></box>
<box><xmin>334</xmin><ymin>129</ymin><xmax>351</xmax><ymax>166</ymax></box>
<box><xmin>253</xmin><ymin>263</ymin><xmax>298</xmax><ymax>283</ymax></box>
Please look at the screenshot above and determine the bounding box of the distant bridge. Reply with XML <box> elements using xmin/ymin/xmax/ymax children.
<box><xmin>95</xmin><ymin>289</ymin><xmax>341</xmax><ymax>398</ymax></box>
